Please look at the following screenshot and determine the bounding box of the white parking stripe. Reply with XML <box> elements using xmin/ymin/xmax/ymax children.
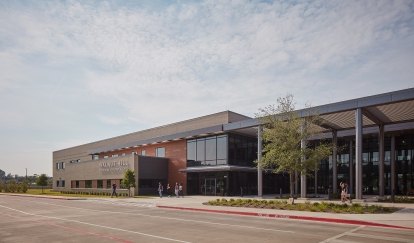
<box><xmin>33</xmin><ymin>200</ymin><xmax>296</xmax><ymax>234</ymax></box>
<box><xmin>0</xmin><ymin>204</ymin><xmax>191</xmax><ymax>243</ymax></box>
<box><xmin>319</xmin><ymin>226</ymin><xmax>364</xmax><ymax>243</ymax></box>
<box><xmin>347</xmin><ymin>232</ymin><xmax>414</xmax><ymax>243</ymax></box>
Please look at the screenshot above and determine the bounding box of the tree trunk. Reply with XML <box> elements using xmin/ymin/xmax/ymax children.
<box><xmin>289</xmin><ymin>173</ymin><xmax>294</xmax><ymax>198</ymax></box>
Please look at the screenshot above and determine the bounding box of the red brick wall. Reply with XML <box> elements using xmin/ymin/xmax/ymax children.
<box><xmin>100</xmin><ymin>140</ymin><xmax>187</xmax><ymax>193</ymax></box>
<box><xmin>111</xmin><ymin>179</ymin><xmax>121</xmax><ymax>189</ymax></box>
<box><xmin>164</xmin><ymin>140</ymin><xmax>187</xmax><ymax>193</ymax></box>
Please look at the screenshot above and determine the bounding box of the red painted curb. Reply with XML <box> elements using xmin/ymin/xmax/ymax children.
<box><xmin>157</xmin><ymin>205</ymin><xmax>414</xmax><ymax>230</ymax></box>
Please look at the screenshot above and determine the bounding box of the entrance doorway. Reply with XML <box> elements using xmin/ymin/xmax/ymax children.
<box><xmin>204</xmin><ymin>178</ymin><xmax>216</xmax><ymax>195</ymax></box>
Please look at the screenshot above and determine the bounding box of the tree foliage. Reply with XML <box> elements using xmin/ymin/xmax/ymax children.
<box><xmin>256</xmin><ymin>95</ymin><xmax>333</xmax><ymax>197</ymax></box>
<box><xmin>36</xmin><ymin>174</ymin><xmax>48</xmax><ymax>193</ymax></box>
<box><xmin>123</xmin><ymin>169</ymin><xmax>136</xmax><ymax>197</ymax></box>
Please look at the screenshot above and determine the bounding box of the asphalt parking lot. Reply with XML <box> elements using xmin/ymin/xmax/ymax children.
<box><xmin>0</xmin><ymin>195</ymin><xmax>413</xmax><ymax>243</ymax></box>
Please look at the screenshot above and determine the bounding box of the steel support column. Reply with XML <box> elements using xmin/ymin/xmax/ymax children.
<box><xmin>349</xmin><ymin>140</ymin><xmax>353</xmax><ymax>195</ymax></box>
<box><xmin>355</xmin><ymin>108</ymin><xmax>363</xmax><ymax>200</ymax></box>
<box><xmin>257</xmin><ymin>125</ymin><xmax>263</xmax><ymax>197</ymax></box>
<box><xmin>332</xmin><ymin>130</ymin><xmax>338</xmax><ymax>194</ymax></box>
<box><xmin>379</xmin><ymin>125</ymin><xmax>385</xmax><ymax>197</ymax></box>
<box><xmin>391</xmin><ymin>135</ymin><xmax>396</xmax><ymax>199</ymax></box>
<box><xmin>300</xmin><ymin>137</ymin><xmax>307</xmax><ymax>198</ymax></box>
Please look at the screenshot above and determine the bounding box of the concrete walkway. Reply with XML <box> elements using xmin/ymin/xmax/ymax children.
<box><xmin>2</xmin><ymin>193</ymin><xmax>414</xmax><ymax>230</ymax></box>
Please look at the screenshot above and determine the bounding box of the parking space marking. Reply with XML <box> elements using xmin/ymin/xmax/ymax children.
<box><xmin>0</xmin><ymin>203</ymin><xmax>191</xmax><ymax>243</ymax></box>
<box><xmin>33</xmin><ymin>200</ymin><xmax>297</xmax><ymax>234</ymax></box>
<box><xmin>319</xmin><ymin>226</ymin><xmax>364</xmax><ymax>242</ymax></box>
<box><xmin>346</xmin><ymin>232</ymin><xmax>414</xmax><ymax>243</ymax></box>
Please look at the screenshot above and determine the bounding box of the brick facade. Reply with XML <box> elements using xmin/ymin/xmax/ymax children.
<box><xmin>100</xmin><ymin>140</ymin><xmax>187</xmax><ymax>192</ymax></box>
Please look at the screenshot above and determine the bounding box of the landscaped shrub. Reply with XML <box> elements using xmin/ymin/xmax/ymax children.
<box><xmin>206</xmin><ymin>198</ymin><xmax>396</xmax><ymax>214</ymax></box>
<box><xmin>21</xmin><ymin>183</ymin><xmax>29</xmax><ymax>193</ymax></box>
<box><xmin>16</xmin><ymin>183</ymin><xmax>22</xmax><ymax>193</ymax></box>
<box><xmin>8</xmin><ymin>181</ymin><xmax>17</xmax><ymax>192</ymax></box>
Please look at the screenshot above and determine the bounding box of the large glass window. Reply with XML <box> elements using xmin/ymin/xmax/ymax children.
<box><xmin>228</xmin><ymin>134</ymin><xmax>257</xmax><ymax>166</ymax></box>
<box><xmin>155</xmin><ymin>147</ymin><xmax>165</xmax><ymax>157</ymax></box>
<box><xmin>97</xmin><ymin>180</ymin><xmax>103</xmax><ymax>188</ymax></box>
<box><xmin>187</xmin><ymin>135</ymin><xmax>228</xmax><ymax>167</ymax></box>
<box><xmin>85</xmin><ymin>180</ymin><xmax>92</xmax><ymax>188</ymax></box>
<box><xmin>196</xmin><ymin>139</ymin><xmax>205</xmax><ymax>164</ymax></box>
<box><xmin>187</xmin><ymin>134</ymin><xmax>244</xmax><ymax>167</ymax></box>
<box><xmin>187</xmin><ymin>141</ymin><xmax>197</xmax><ymax>166</ymax></box>
<box><xmin>217</xmin><ymin>135</ymin><xmax>227</xmax><ymax>165</ymax></box>
<box><xmin>205</xmin><ymin>138</ymin><xmax>217</xmax><ymax>165</ymax></box>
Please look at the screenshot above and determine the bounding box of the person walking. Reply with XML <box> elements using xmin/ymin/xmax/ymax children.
<box><xmin>340</xmin><ymin>181</ymin><xmax>351</xmax><ymax>203</ymax></box>
<box><xmin>340</xmin><ymin>181</ymin><xmax>345</xmax><ymax>202</ymax></box>
<box><xmin>178</xmin><ymin>183</ymin><xmax>183</xmax><ymax>198</ymax></box>
<box><xmin>166</xmin><ymin>183</ymin><xmax>171</xmax><ymax>197</ymax></box>
<box><xmin>158</xmin><ymin>182</ymin><xmax>163</xmax><ymax>198</ymax></box>
<box><xmin>111</xmin><ymin>183</ymin><xmax>117</xmax><ymax>198</ymax></box>
<box><xmin>174</xmin><ymin>182</ymin><xmax>179</xmax><ymax>198</ymax></box>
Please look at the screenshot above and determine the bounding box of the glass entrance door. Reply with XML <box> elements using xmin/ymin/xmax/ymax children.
<box><xmin>205</xmin><ymin>178</ymin><xmax>216</xmax><ymax>195</ymax></box>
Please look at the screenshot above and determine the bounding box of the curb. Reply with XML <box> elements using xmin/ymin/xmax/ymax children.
<box><xmin>0</xmin><ymin>193</ymin><xmax>86</xmax><ymax>200</ymax></box>
<box><xmin>157</xmin><ymin>205</ymin><xmax>414</xmax><ymax>230</ymax></box>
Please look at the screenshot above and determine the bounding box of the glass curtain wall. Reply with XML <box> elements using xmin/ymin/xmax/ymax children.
<box><xmin>187</xmin><ymin>135</ymin><xmax>227</xmax><ymax>167</ymax></box>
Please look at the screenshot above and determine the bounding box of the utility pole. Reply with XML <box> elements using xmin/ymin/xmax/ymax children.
<box><xmin>25</xmin><ymin>168</ymin><xmax>28</xmax><ymax>181</ymax></box>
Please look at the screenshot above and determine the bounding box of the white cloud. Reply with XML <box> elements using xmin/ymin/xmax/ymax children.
<box><xmin>0</xmin><ymin>0</ymin><xmax>413</xmax><ymax>175</ymax></box>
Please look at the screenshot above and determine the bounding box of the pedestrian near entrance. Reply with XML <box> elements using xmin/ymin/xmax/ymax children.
<box><xmin>178</xmin><ymin>183</ymin><xmax>183</xmax><ymax>197</ymax></box>
<box><xmin>340</xmin><ymin>181</ymin><xmax>351</xmax><ymax>203</ymax></box>
<box><xmin>111</xmin><ymin>183</ymin><xmax>117</xmax><ymax>198</ymax></box>
<box><xmin>166</xmin><ymin>183</ymin><xmax>171</xmax><ymax>197</ymax></box>
<box><xmin>158</xmin><ymin>182</ymin><xmax>163</xmax><ymax>198</ymax></box>
<box><xmin>175</xmin><ymin>182</ymin><xmax>179</xmax><ymax>198</ymax></box>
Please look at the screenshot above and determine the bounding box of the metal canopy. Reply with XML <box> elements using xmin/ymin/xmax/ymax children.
<box><xmin>224</xmin><ymin>87</ymin><xmax>414</xmax><ymax>133</ymax></box>
<box><xmin>90</xmin><ymin>88</ymin><xmax>414</xmax><ymax>154</ymax></box>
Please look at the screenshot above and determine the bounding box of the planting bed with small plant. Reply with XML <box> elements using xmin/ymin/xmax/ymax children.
<box><xmin>205</xmin><ymin>198</ymin><xmax>398</xmax><ymax>214</ymax></box>
<box><xmin>378</xmin><ymin>196</ymin><xmax>414</xmax><ymax>204</ymax></box>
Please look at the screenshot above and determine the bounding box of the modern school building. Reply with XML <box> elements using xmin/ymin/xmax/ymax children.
<box><xmin>53</xmin><ymin>88</ymin><xmax>414</xmax><ymax>199</ymax></box>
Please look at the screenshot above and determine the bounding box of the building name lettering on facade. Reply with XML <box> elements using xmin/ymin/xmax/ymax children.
<box><xmin>100</xmin><ymin>160</ymin><xmax>129</xmax><ymax>174</ymax></box>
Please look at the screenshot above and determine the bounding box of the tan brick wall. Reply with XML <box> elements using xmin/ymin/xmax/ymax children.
<box><xmin>92</xmin><ymin>180</ymin><xmax>97</xmax><ymax>188</ymax></box>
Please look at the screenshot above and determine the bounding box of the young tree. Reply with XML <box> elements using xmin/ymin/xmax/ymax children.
<box><xmin>257</xmin><ymin>95</ymin><xmax>332</xmax><ymax>198</ymax></box>
<box><xmin>36</xmin><ymin>174</ymin><xmax>48</xmax><ymax>194</ymax></box>
<box><xmin>122</xmin><ymin>169</ymin><xmax>136</xmax><ymax>197</ymax></box>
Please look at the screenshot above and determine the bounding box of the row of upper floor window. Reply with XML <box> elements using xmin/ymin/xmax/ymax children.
<box><xmin>56</xmin><ymin>159</ymin><xmax>80</xmax><ymax>170</ymax></box>
<box><xmin>55</xmin><ymin>147</ymin><xmax>167</xmax><ymax>171</ymax></box>
<box><xmin>94</xmin><ymin>147</ymin><xmax>166</xmax><ymax>160</ymax></box>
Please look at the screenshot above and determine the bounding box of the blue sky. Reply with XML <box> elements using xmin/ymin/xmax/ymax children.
<box><xmin>0</xmin><ymin>0</ymin><xmax>413</xmax><ymax>176</ymax></box>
